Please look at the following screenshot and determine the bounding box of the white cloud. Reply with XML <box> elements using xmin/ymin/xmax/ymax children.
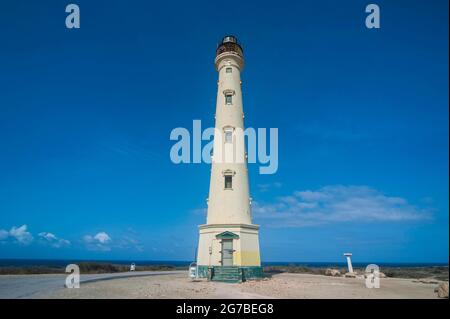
<box><xmin>253</xmin><ymin>185</ymin><xmax>432</xmax><ymax>228</ymax></box>
<box><xmin>0</xmin><ymin>226</ymin><xmax>72</xmax><ymax>248</ymax></box>
<box><xmin>38</xmin><ymin>232</ymin><xmax>71</xmax><ymax>248</ymax></box>
<box><xmin>94</xmin><ymin>232</ymin><xmax>111</xmax><ymax>244</ymax></box>
<box><xmin>82</xmin><ymin>229</ymin><xmax>144</xmax><ymax>253</ymax></box>
<box><xmin>0</xmin><ymin>225</ymin><xmax>34</xmax><ymax>245</ymax></box>
<box><xmin>83</xmin><ymin>231</ymin><xmax>112</xmax><ymax>251</ymax></box>
<box><xmin>39</xmin><ymin>232</ymin><xmax>57</xmax><ymax>241</ymax></box>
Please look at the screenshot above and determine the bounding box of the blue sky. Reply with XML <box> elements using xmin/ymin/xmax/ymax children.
<box><xmin>0</xmin><ymin>0</ymin><xmax>448</xmax><ymax>263</ymax></box>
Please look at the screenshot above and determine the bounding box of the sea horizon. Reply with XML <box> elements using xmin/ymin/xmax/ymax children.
<box><xmin>0</xmin><ymin>258</ymin><xmax>447</xmax><ymax>268</ymax></box>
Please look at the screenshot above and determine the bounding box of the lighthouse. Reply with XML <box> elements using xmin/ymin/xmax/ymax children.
<box><xmin>196</xmin><ymin>36</ymin><xmax>263</xmax><ymax>282</ymax></box>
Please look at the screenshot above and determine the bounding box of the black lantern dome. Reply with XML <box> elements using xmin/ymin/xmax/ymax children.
<box><xmin>216</xmin><ymin>35</ymin><xmax>243</xmax><ymax>58</ymax></box>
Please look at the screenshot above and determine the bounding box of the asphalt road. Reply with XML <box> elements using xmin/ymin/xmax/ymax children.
<box><xmin>0</xmin><ymin>271</ymin><xmax>185</xmax><ymax>299</ymax></box>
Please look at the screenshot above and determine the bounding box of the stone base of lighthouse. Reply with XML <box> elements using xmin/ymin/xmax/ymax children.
<box><xmin>196</xmin><ymin>224</ymin><xmax>263</xmax><ymax>281</ymax></box>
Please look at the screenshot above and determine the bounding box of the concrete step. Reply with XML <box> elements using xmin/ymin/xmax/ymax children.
<box><xmin>211</xmin><ymin>266</ymin><xmax>243</xmax><ymax>283</ymax></box>
<box><xmin>214</xmin><ymin>267</ymin><xmax>240</xmax><ymax>272</ymax></box>
<box><xmin>214</xmin><ymin>274</ymin><xmax>240</xmax><ymax>278</ymax></box>
<box><xmin>211</xmin><ymin>275</ymin><xmax>242</xmax><ymax>282</ymax></box>
<box><xmin>214</xmin><ymin>271</ymin><xmax>241</xmax><ymax>275</ymax></box>
<box><xmin>214</xmin><ymin>272</ymin><xmax>240</xmax><ymax>277</ymax></box>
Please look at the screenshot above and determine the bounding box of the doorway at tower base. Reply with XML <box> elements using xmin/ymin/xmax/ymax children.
<box><xmin>196</xmin><ymin>223</ymin><xmax>263</xmax><ymax>281</ymax></box>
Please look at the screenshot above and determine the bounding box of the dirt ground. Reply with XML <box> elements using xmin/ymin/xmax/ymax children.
<box><xmin>41</xmin><ymin>272</ymin><xmax>443</xmax><ymax>299</ymax></box>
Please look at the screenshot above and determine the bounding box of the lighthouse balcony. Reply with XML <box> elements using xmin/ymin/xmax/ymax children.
<box><xmin>215</xmin><ymin>41</ymin><xmax>243</xmax><ymax>58</ymax></box>
<box><xmin>215</xmin><ymin>35</ymin><xmax>244</xmax><ymax>70</ymax></box>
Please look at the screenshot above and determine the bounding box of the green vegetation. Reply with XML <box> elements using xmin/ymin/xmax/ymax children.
<box><xmin>0</xmin><ymin>262</ymin><xmax>183</xmax><ymax>275</ymax></box>
<box><xmin>263</xmin><ymin>265</ymin><xmax>449</xmax><ymax>281</ymax></box>
<box><xmin>381</xmin><ymin>266</ymin><xmax>449</xmax><ymax>281</ymax></box>
<box><xmin>1</xmin><ymin>263</ymin><xmax>447</xmax><ymax>281</ymax></box>
<box><xmin>263</xmin><ymin>265</ymin><xmax>328</xmax><ymax>276</ymax></box>
<box><xmin>0</xmin><ymin>266</ymin><xmax>65</xmax><ymax>275</ymax></box>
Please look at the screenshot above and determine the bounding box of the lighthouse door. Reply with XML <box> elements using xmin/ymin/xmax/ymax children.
<box><xmin>221</xmin><ymin>239</ymin><xmax>233</xmax><ymax>266</ymax></box>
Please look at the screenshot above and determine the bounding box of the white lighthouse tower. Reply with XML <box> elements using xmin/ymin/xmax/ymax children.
<box><xmin>196</xmin><ymin>36</ymin><xmax>262</xmax><ymax>282</ymax></box>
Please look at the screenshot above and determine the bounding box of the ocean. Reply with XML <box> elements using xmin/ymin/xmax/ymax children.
<box><xmin>0</xmin><ymin>259</ymin><xmax>447</xmax><ymax>268</ymax></box>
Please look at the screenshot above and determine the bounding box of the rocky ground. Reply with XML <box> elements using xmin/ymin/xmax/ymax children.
<box><xmin>40</xmin><ymin>272</ymin><xmax>447</xmax><ymax>299</ymax></box>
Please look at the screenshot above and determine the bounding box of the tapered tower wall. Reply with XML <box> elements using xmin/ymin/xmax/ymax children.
<box><xmin>196</xmin><ymin>36</ymin><xmax>262</xmax><ymax>278</ymax></box>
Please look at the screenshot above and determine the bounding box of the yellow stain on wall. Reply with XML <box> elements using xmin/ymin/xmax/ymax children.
<box><xmin>234</xmin><ymin>251</ymin><xmax>261</xmax><ymax>266</ymax></box>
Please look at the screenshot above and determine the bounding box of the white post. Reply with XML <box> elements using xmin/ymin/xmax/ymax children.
<box><xmin>344</xmin><ymin>253</ymin><xmax>353</xmax><ymax>273</ymax></box>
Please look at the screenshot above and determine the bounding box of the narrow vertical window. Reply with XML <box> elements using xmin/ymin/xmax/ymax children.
<box><xmin>224</xmin><ymin>128</ymin><xmax>233</xmax><ymax>143</ymax></box>
<box><xmin>224</xmin><ymin>175</ymin><xmax>232</xmax><ymax>189</ymax></box>
<box><xmin>225</xmin><ymin>93</ymin><xmax>232</xmax><ymax>105</ymax></box>
<box><xmin>223</xmin><ymin>90</ymin><xmax>235</xmax><ymax>106</ymax></box>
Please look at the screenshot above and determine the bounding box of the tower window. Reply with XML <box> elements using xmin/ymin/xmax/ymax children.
<box><xmin>223</xmin><ymin>90</ymin><xmax>235</xmax><ymax>106</ymax></box>
<box><xmin>226</xmin><ymin>67</ymin><xmax>232</xmax><ymax>73</ymax></box>
<box><xmin>225</xmin><ymin>94</ymin><xmax>232</xmax><ymax>105</ymax></box>
<box><xmin>224</xmin><ymin>128</ymin><xmax>233</xmax><ymax>143</ymax></box>
<box><xmin>224</xmin><ymin>175</ymin><xmax>232</xmax><ymax>189</ymax></box>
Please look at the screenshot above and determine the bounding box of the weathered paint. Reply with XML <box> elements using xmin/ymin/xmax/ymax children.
<box><xmin>196</xmin><ymin>265</ymin><xmax>264</xmax><ymax>280</ymax></box>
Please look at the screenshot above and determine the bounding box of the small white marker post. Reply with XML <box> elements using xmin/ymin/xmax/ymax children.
<box><xmin>344</xmin><ymin>253</ymin><xmax>354</xmax><ymax>273</ymax></box>
<box><xmin>189</xmin><ymin>262</ymin><xmax>198</xmax><ymax>280</ymax></box>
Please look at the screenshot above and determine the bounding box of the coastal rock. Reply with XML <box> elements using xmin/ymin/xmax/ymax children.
<box><xmin>435</xmin><ymin>282</ymin><xmax>449</xmax><ymax>298</ymax></box>
<box><xmin>344</xmin><ymin>272</ymin><xmax>356</xmax><ymax>278</ymax></box>
<box><xmin>325</xmin><ymin>268</ymin><xmax>341</xmax><ymax>277</ymax></box>
<box><xmin>364</xmin><ymin>272</ymin><xmax>386</xmax><ymax>279</ymax></box>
